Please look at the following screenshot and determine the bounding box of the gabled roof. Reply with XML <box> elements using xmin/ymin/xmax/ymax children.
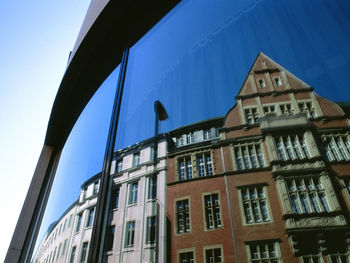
<box><xmin>237</xmin><ymin>52</ymin><xmax>311</xmax><ymax>97</ymax></box>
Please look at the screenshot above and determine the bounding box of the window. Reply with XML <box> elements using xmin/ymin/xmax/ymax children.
<box><xmin>247</xmin><ymin>241</ymin><xmax>281</xmax><ymax>263</ymax></box>
<box><xmin>176</xmin><ymin>199</ymin><xmax>190</xmax><ymax>234</ymax></box>
<box><xmin>125</xmin><ymin>221</ymin><xmax>135</xmax><ymax>247</ymax></box>
<box><xmin>321</xmin><ymin>135</ymin><xmax>350</xmax><ymax>162</ymax></box>
<box><xmin>129</xmin><ymin>181</ymin><xmax>138</xmax><ymax>204</ymax></box>
<box><xmin>234</xmin><ymin>143</ymin><xmax>265</xmax><ymax>170</ymax></box>
<box><xmin>205</xmin><ymin>247</ymin><xmax>222</xmax><ymax>263</ymax></box>
<box><xmin>298</xmin><ymin>101</ymin><xmax>317</xmax><ymax>118</ymax></box>
<box><xmin>111</xmin><ymin>188</ymin><xmax>120</xmax><ymax>209</ymax></box>
<box><xmin>75</xmin><ymin>214</ymin><xmax>82</xmax><ymax>232</ymax></box>
<box><xmin>328</xmin><ymin>252</ymin><xmax>350</xmax><ymax>263</ymax></box>
<box><xmin>275</xmin><ymin>135</ymin><xmax>311</xmax><ymax>161</ymax></box>
<box><xmin>263</xmin><ymin>105</ymin><xmax>276</xmax><ymax>115</ymax></box>
<box><xmin>68</xmin><ymin>214</ymin><xmax>73</xmax><ymax>227</ymax></box>
<box><xmin>258</xmin><ymin>79</ymin><xmax>266</xmax><ymax>89</ymax></box>
<box><xmin>104</xmin><ymin>225</ymin><xmax>115</xmax><ymax>251</ymax></box>
<box><xmin>187</xmin><ymin>132</ymin><xmax>195</xmax><ymax>144</ymax></box>
<box><xmin>148</xmin><ymin>175</ymin><xmax>157</xmax><ymax>199</ymax></box>
<box><xmin>197</xmin><ymin>153</ymin><xmax>213</xmax><ymax>177</ymax></box>
<box><xmin>133</xmin><ymin>153</ymin><xmax>140</xmax><ymax>166</ymax></box>
<box><xmin>86</xmin><ymin>207</ymin><xmax>94</xmax><ymax>227</ymax></box>
<box><xmin>179</xmin><ymin>251</ymin><xmax>194</xmax><ymax>263</ymax></box>
<box><xmin>301</xmin><ymin>254</ymin><xmax>322</xmax><ymax>263</ymax></box>
<box><xmin>80</xmin><ymin>242</ymin><xmax>88</xmax><ymax>262</ymax></box>
<box><xmin>69</xmin><ymin>247</ymin><xmax>76</xmax><ymax>263</ymax></box>
<box><xmin>57</xmin><ymin>243</ymin><xmax>62</xmax><ymax>260</ymax></box>
<box><xmin>203</xmin><ymin>193</ymin><xmax>222</xmax><ymax>230</ymax></box>
<box><xmin>286</xmin><ymin>177</ymin><xmax>330</xmax><ymax>214</ymax></box>
<box><xmin>117</xmin><ymin>160</ymin><xmax>123</xmax><ymax>172</ymax></box>
<box><xmin>178</xmin><ymin>157</ymin><xmax>192</xmax><ymax>180</ymax></box>
<box><xmin>62</xmin><ymin>239</ymin><xmax>68</xmax><ymax>257</ymax></box>
<box><xmin>204</xmin><ymin>129</ymin><xmax>213</xmax><ymax>140</ymax></box>
<box><xmin>146</xmin><ymin>216</ymin><xmax>156</xmax><ymax>243</ymax></box>
<box><xmin>240</xmin><ymin>186</ymin><xmax>270</xmax><ymax>224</ymax></box>
<box><xmin>279</xmin><ymin>103</ymin><xmax>293</xmax><ymax>115</ymax></box>
<box><xmin>82</xmin><ymin>187</ymin><xmax>87</xmax><ymax>201</ymax></box>
<box><xmin>93</xmin><ymin>181</ymin><xmax>99</xmax><ymax>194</ymax></box>
<box><xmin>274</xmin><ymin>77</ymin><xmax>282</xmax><ymax>86</ymax></box>
<box><xmin>177</xmin><ymin>136</ymin><xmax>184</xmax><ymax>147</ymax></box>
<box><xmin>245</xmin><ymin>107</ymin><xmax>260</xmax><ymax>124</ymax></box>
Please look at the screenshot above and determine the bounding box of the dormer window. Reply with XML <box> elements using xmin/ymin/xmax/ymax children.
<box><xmin>203</xmin><ymin>129</ymin><xmax>212</xmax><ymax>140</ymax></box>
<box><xmin>186</xmin><ymin>133</ymin><xmax>195</xmax><ymax>144</ymax></box>
<box><xmin>274</xmin><ymin>77</ymin><xmax>282</xmax><ymax>86</ymax></box>
<box><xmin>258</xmin><ymin>79</ymin><xmax>266</xmax><ymax>89</ymax></box>
<box><xmin>176</xmin><ymin>136</ymin><xmax>184</xmax><ymax>147</ymax></box>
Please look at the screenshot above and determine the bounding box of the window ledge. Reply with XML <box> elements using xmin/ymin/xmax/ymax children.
<box><xmin>243</xmin><ymin>220</ymin><xmax>272</xmax><ymax>227</ymax></box>
<box><xmin>123</xmin><ymin>247</ymin><xmax>135</xmax><ymax>253</ymax></box>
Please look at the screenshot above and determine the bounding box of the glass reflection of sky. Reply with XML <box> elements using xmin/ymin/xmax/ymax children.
<box><xmin>34</xmin><ymin>66</ymin><xmax>119</xmax><ymax>251</ymax></box>
<box><xmin>115</xmin><ymin>0</ymin><xmax>350</xmax><ymax>150</ymax></box>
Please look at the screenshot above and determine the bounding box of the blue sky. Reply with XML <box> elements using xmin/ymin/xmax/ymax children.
<box><xmin>1</xmin><ymin>0</ymin><xmax>350</xmax><ymax>261</ymax></box>
<box><xmin>0</xmin><ymin>0</ymin><xmax>90</xmax><ymax>261</ymax></box>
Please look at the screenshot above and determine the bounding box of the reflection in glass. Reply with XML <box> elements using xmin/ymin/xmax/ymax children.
<box><xmin>31</xmin><ymin>65</ymin><xmax>120</xmax><ymax>262</ymax></box>
<box><xmin>103</xmin><ymin>0</ymin><xmax>350</xmax><ymax>262</ymax></box>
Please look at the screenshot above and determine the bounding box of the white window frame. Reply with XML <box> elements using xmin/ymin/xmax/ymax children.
<box><xmin>238</xmin><ymin>185</ymin><xmax>272</xmax><ymax>225</ymax></box>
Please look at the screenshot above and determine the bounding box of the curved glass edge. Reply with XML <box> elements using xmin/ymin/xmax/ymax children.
<box><xmin>31</xmin><ymin>65</ymin><xmax>120</xmax><ymax>263</ymax></box>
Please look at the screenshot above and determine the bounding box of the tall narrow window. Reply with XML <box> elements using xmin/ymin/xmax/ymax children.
<box><xmin>133</xmin><ymin>153</ymin><xmax>140</xmax><ymax>167</ymax></box>
<box><xmin>104</xmin><ymin>225</ymin><xmax>115</xmax><ymax>251</ymax></box>
<box><xmin>258</xmin><ymin>79</ymin><xmax>266</xmax><ymax>89</ymax></box>
<box><xmin>274</xmin><ymin>77</ymin><xmax>282</xmax><ymax>86</ymax></box>
<box><xmin>187</xmin><ymin>132</ymin><xmax>195</xmax><ymax>144</ymax></box>
<box><xmin>176</xmin><ymin>199</ymin><xmax>190</xmax><ymax>234</ymax></box>
<box><xmin>286</xmin><ymin>177</ymin><xmax>330</xmax><ymax>214</ymax></box>
<box><xmin>125</xmin><ymin>221</ymin><xmax>135</xmax><ymax>247</ymax></box>
<box><xmin>62</xmin><ymin>239</ymin><xmax>68</xmax><ymax>257</ymax></box>
<box><xmin>203</xmin><ymin>193</ymin><xmax>222</xmax><ymax>229</ymax></box>
<box><xmin>205</xmin><ymin>247</ymin><xmax>222</xmax><ymax>263</ymax></box>
<box><xmin>146</xmin><ymin>216</ymin><xmax>156</xmax><ymax>243</ymax></box>
<box><xmin>93</xmin><ymin>181</ymin><xmax>99</xmax><ymax>194</ymax></box>
<box><xmin>111</xmin><ymin>187</ymin><xmax>120</xmax><ymax>209</ymax></box>
<box><xmin>86</xmin><ymin>207</ymin><xmax>94</xmax><ymax>227</ymax></box>
<box><xmin>148</xmin><ymin>175</ymin><xmax>157</xmax><ymax>199</ymax></box>
<box><xmin>197</xmin><ymin>153</ymin><xmax>213</xmax><ymax>177</ymax></box>
<box><xmin>69</xmin><ymin>246</ymin><xmax>76</xmax><ymax>263</ymax></box>
<box><xmin>75</xmin><ymin>214</ymin><xmax>82</xmax><ymax>233</ymax></box>
<box><xmin>178</xmin><ymin>157</ymin><xmax>192</xmax><ymax>180</ymax></box>
<box><xmin>117</xmin><ymin>160</ymin><xmax>123</xmax><ymax>173</ymax></box>
<box><xmin>129</xmin><ymin>182</ymin><xmax>138</xmax><ymax>204</ymax></box>
<box><xmin>80</xmin><ymin>242</ymin><xmax>88</xmax><ymax>263</ymax></box>
<box><xmin>204</xmin><ymin>129</ymin><xmax>213</xmax><ymax>140</ymax></box>
<box><xmin>241</xmin><ymin>186</ymin><xmax>270</xmax><ymax>224</ymax></box>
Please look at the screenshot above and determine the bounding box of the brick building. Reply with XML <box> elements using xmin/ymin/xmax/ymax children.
<box><xmin>167</xmin><ymin>53</ymin><xmax>350</xmax><ymax>263</ymax></box>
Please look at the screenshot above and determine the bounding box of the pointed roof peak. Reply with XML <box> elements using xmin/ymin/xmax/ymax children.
<box><xmin>236</xmin><ymin>52</ymin><xmax>311</xmax><ymax>97</ymax></box>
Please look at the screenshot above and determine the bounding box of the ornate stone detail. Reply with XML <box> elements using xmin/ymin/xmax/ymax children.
<box><xmin>285</xmin><ymin>215</ymin><xmax>347</xmax><ymax>229</ymax></box>
<box><xmin>272</xmin><ymin>161</ymin><xmax>325</xmax><ymax>173</ymax></box>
